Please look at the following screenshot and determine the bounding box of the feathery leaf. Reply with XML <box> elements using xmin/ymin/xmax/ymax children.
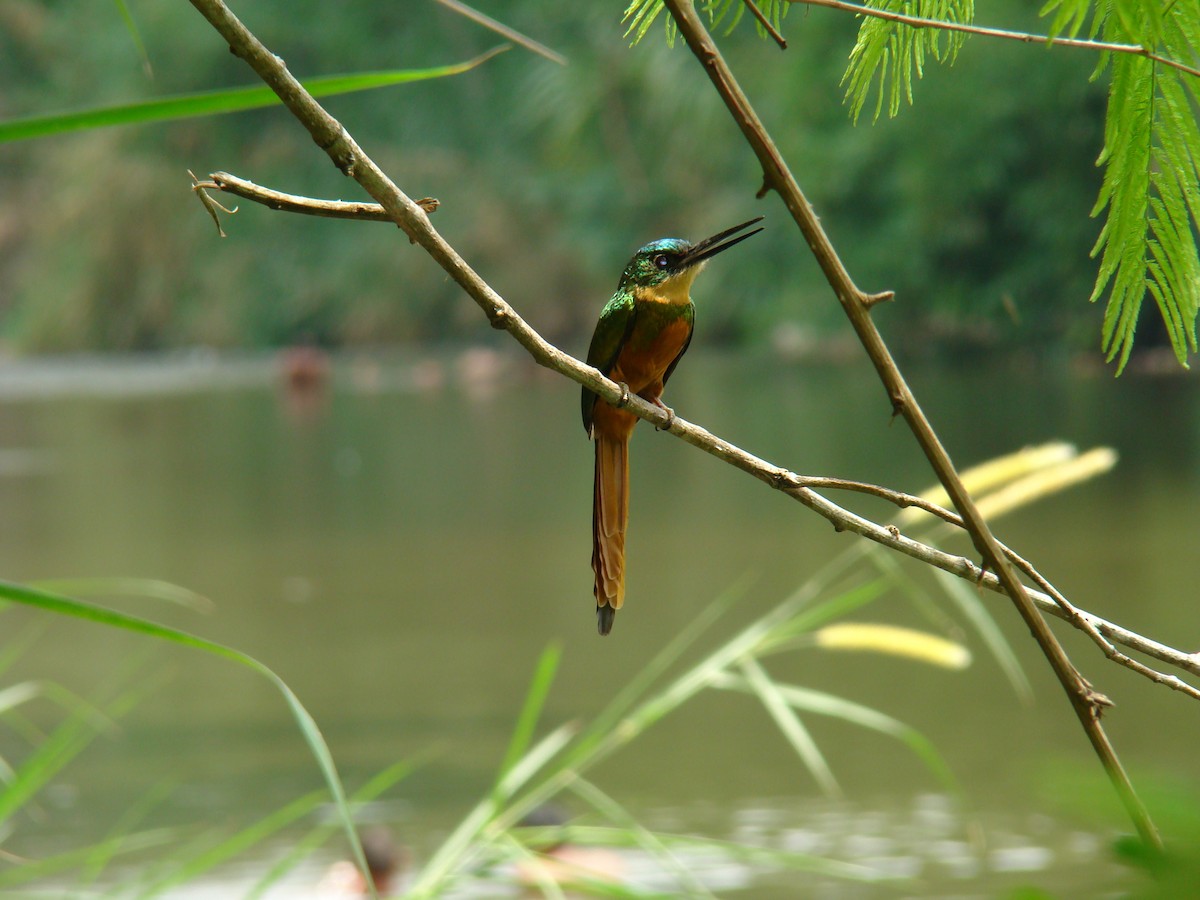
<box><xmin>1086</xmin><ymin>0</ymin><xmax>1200</xmax><ymax>371</ymax></box>
<box><xmin>842</xmin><ymin>0</ymin><xmax>974</xmax><ymax>122</ymax></box>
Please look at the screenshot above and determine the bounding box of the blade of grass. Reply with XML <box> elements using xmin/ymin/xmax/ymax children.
<box><xmin>245</xmin><ymin>757</ymin><xmax>418</xmax><ymax>899</ymax></box>
<box><xmin>30</xmin><ymin>578</ymin><xmax>212</xmax><ymax>613</ymax></box>
<box><xmin>566</xmin><ymin>577</ymin><xmax>747</xmax><ymax>768</ymax></box>
<box><xmin>0</xmin><ymin>829</ymin><xmax>179</xmax><ymax>888</ymax></box>
<box><xmin>0</xmin><ymin>679</ymin><xmax>144</xmax><ymax>827</ymax></box>
<box><xmin>494</xmin><ymin>643</ymin><xmax>562</xmax><ymax>802</ymax></box>
<box><xmin>0</xmin><ymin>48</ymin><xmax>508</xmax><ymax>143</ymax></box>
<box><xmin>81</xmin><ymin>782</ymin><xmax>177</xmax><ymax>888</ymax></box>
<box><xmin>111</xmin><ymin>0</ymin><xmax>153</xmax><ymax>78</ymax></box>
<box><xmin>0</xmin><ymin>681</ymin><xmax>41</xmax><ymax>715</ymax></box>
<box><xmin>567</xmin><ymin>776</ymin><xmax>716</xmax><ymax>899</ymax></box>
<box><xmin>479</xmin><ymin>580</ymin><xmax>756</xmax><ymax>850</ymax></box>
<box><xmin>710</xmin><ymin>673</ymin><xmax>958</xmax><ymax>792</ymax></box>
<box><xmin>738</xmin><ymin>657</ymin><xmax>841</xmax><ymax>798</ymax></box>
<box><xmin>0</xmin><ymin>618</ymin><xmax>47</xmax><ymax>680</ymax></box>
<box><xmin>495</xmin><ymin>830</ymin><xmax>570</xmax><ymax>900</ymax></box>
<box><xmin>930</xmin><ymin>566</ymin><xmax>1033</xmax><ymax>703</ymax></box>
<box><xmin>132</xmin><ymin>790</ymin><xmax>327</xmax><ymax>898</ymax></box>
<box><xmin>898</xmin><ymin>442</ymin><xmax>1079</xmax><ymax>527</ymax></box>
<box><xmin>0</xmin><ymin>579</ymin><xmax>373</xmax><ymax>898</ymax></box>
<box><xmin>408</xmin><ymin>722</ymin><xmax>577</xmax><ymax>899</ymax></box>
<box><xmin>759</xmin><ymin>579</ymin><xmax>889</xmax><ymax>651</ymax></box>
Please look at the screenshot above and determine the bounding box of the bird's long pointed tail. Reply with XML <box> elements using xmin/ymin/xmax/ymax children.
<box><xmin>592</xmin><ymin>431</ymin><xmax>629</xmax><ymax>636</ymax></box>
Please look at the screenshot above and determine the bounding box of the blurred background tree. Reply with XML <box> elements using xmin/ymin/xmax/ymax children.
<box><xmin>0</xmin><ymin>0</ymin><xmax>1112</xmax><ymax>359</ymax></box>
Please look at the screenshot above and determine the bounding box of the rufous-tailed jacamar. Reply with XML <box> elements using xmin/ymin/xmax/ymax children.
<box><xmin>582</xmin><ymin>217</ymin><xmax>764</xmax><ymax>635</ymax></box>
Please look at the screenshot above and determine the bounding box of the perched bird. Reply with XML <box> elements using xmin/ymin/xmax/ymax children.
<box><xmin>582</xmin><ymin>217</ymin><xmax>764</xmax><ymax>635</ymax></box>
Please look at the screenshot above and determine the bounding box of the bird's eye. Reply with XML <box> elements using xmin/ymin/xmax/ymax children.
<box><xmin>653</xmin><ymin>254</ymin><xmax>671</xmax><ymax>269</ymax></box>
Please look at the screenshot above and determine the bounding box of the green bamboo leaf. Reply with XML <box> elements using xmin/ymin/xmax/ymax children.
<box><xmin>0</xmin><ymin>47</ymin><xmax>507</xmax><ymax>143</ymax></box>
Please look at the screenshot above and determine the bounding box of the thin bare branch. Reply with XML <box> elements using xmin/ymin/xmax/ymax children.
<box><xmin>660</xmin><ymin>0</ymin><xmax>1160</xmax><ymax>848</ymax></box>
<box><xmin>788</xmin><ymin>0</ymin><xmax>1200</xmax><ymax>82</ymax></box>
<box><xmin>433</xmin><ymin>0</ymin><xmax>568</xmax><ymax>66</ymax></box>
<box><xmin>189</xmin><ymin>169</ymin><xmax>235</xmax><ymax>237</ymax></box>
<box><xmin>742</xmin><ymin>0</ymin><xmax>788</xmax><ymax>49</ymax></box>
<box><xmin>197</xmin><ymin>171</ymin><xmax>438</xmax><ymax>222</ymax></box>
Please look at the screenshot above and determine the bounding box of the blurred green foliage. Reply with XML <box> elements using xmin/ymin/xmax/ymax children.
<box><xmin>0</xmin><ymin>0</ymin><xmax>1113</xmax><ymax>356</ymax></box>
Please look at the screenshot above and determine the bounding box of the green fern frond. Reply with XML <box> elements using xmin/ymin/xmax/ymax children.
<box><xmin>708</xmin><ymin>0</ymin><xmax>746</xmax><ymax>33</ymax></box>
<box><xmin>1040</xmin><ymin>0</ymin><xmax>1096</xmax><ymax>40</ymax></box>
<box><xmin>623</xmin><ymin>0</ymin><xmax>673</xmax><ymax>46</ymax></box>
<box><xmin>842</xmin><ymin>0</ymin><xmax>975</xmax><ymax>122</ymax></box>
<box><xmin>623</xmin><ymin>0</ymin><xmax>789</xmax><ymax>46</ymax></box>
<box><xmin>1087</xmin><ymin>0</ymin><xmax>1200</xmax><ymax>371</ymax></box>
<box><xmin>707</xmin><ymin>0</ymin><xmax>789</xmax><ymax>38</ymax></box>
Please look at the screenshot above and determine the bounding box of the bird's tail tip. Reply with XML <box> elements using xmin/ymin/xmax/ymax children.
<box><xmin>597</xmin><ymin>604</ymin><xmax>616</xmax><ymax>636</ymax></box>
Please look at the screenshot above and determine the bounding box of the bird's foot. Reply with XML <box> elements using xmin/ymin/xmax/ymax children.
<box><xmin>652</xmin><ymin>398</ymin><xmax>676</xmax><ymax>431</ymax></box>
<box><xmin>614</xmin><ymin>382</ymin><xmax>632</xmax><ymax>409</ymax></box>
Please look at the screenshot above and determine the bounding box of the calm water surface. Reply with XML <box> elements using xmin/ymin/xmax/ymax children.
<box><xmin>1</xmin><ymin>350</ymin><xmax>1198</xmax><ymax>896</ymax></box>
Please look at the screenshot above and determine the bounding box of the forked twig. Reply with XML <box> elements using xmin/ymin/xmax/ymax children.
<box><xmin>189</xmin><ymin>169</ymin><xmax>236</xmax><ymax>237</ymax></box>
<box><xmin>192</xmin><ymin>171</ymin><xmax>438</xmax><ymax>224</ymax></box>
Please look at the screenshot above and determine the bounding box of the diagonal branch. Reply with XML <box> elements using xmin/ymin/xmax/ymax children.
<box><xmin>659</xmin><ymin>0</ymin><xmax>1160</xmax><ymax>849</ymax></box>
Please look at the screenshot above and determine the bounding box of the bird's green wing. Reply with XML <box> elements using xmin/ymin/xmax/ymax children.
<box><xmin>582</xmin><ymin>294</ymin><xmax>637</xmax><ymax>435</ymax></box>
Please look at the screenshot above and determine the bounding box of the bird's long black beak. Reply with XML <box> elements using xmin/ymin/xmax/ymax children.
<box><xmin>681</xmin><ymin>216</ymin><xmax>765</xmax><ymax>268</ymax></box>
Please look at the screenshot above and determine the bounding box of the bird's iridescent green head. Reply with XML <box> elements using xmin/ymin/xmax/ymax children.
<box><xmin>616</xmin><ymin>217</ymin><xmax>765</xmax><ymax>294</ymax></box>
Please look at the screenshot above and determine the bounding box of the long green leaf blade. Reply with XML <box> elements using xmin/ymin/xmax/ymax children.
<box><xmin>0</xmin><ymin>580</ymin><xmax>373</xmax><ymax>897</ymax></box>
<box><xmin>493</xmin><ymin>643</ymin><xmax>562</xmax><ymax>801</ymax></box>
<box><xmin>0</xmin><ymin>48</ymin><xmax>507</xmax><ymax>143</ymax></box>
